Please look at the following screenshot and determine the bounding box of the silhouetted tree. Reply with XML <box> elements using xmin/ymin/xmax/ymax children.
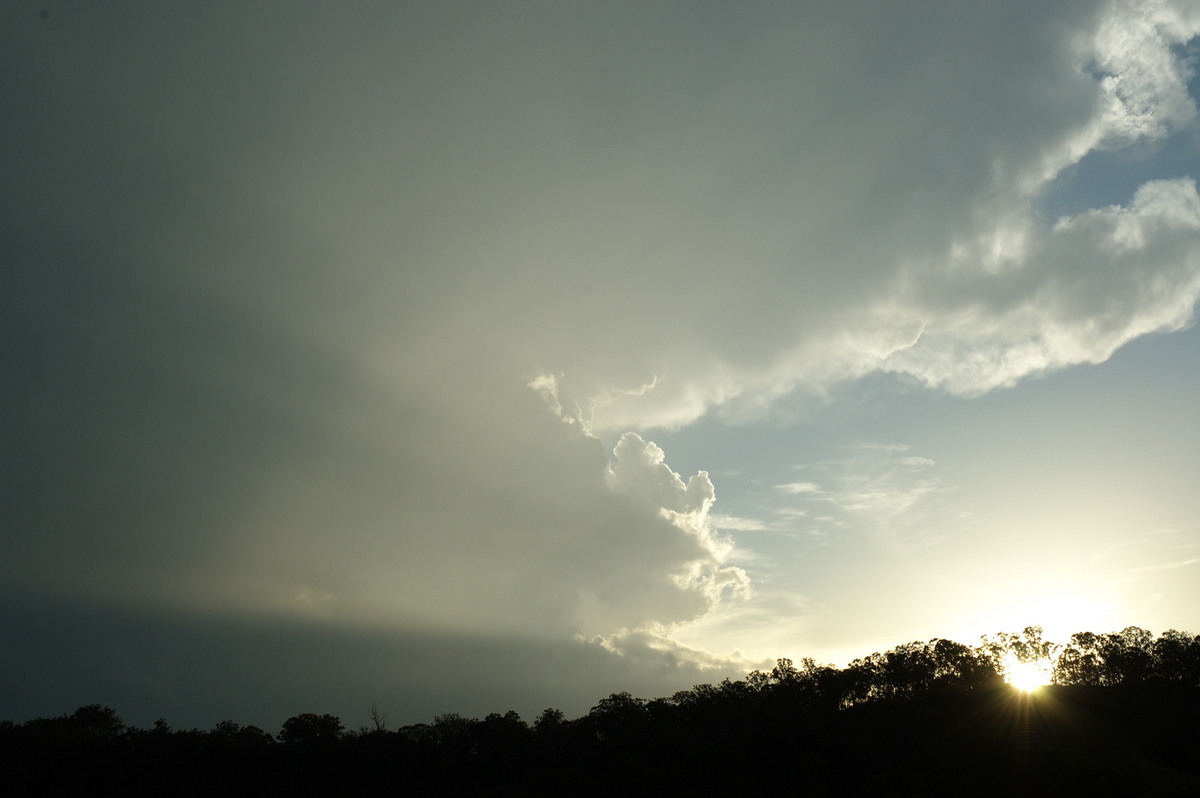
<box><xmin>474</xmin><ymin>710</ymin><xmax>532</xmax><ymax>776</ymax></box>
<box><xmin>533</xmin><ymin>707</ymin><xmax>565</xmax><ymax>736</ymax></box>
<box><xmin>1056</xmin><ymin>630</ymin><xmax>1106</xmax><ymax>685</ymax></box>
<box><xmin>431</xmin><ymin>712</ymin><xmax>476</xmax><ymax>764</ymax></box>
<box><xmin>585</xmin><ymin>691</ymin><xmax>648</xmax><ymax>744</ymax></box>
<box><xmin>1151</xmin><ymin>629</ymin><xmax>1200</xmax><ymax>685</ymax></box>
<box><xmin>368</xmin><ymin>702</ymin><xmax>387</xmax><ymax>733</ymax></box>
<box><xmin>278</xmin><ymin>713</ymin><xmax>343</xmax><ymax>744</ymax></box>
<box><xmin>882</xmin><ymin>642</ymin><xmax>937</xmax><ymax>697</ymax></box>
<box><xmin>68</xmin><ymin>704</ymin><xmax>125</xmax><ymax>740</ymax></box>
<box><xmin>929</xmin><ymin>637</ymin><xmax>1001</xmax><ymax>689</ymax></box>
<box><xmin>1098</xmin><ymin>626</ymin><xmax>1155</xmax><ymax>684</ymax></box>
<box><xmin>982</xmin><ymin>625</ymin><xmax>1058</xmax><ymax>669</ymax></box>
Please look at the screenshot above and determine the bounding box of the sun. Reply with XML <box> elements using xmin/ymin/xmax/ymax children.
<box><xmin>1003</xmin><ymin>653</ymin><xmax>1052</xmax><ymax>692</ymax></box>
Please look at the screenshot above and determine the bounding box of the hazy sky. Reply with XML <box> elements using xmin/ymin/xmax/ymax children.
<box><xmin>4</xmin><ymin>0</ymin><xmax>1200</xmax><ymax>731</ymax></box>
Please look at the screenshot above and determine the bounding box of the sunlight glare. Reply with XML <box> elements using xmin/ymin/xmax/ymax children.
<box><xmin>1003</xmin><ymin>653</ymin><xmax>1052</xmax><ymax>692</ymax></box>
<box><xmin>957</xmin><ymin>586</ymin><xmax>1121</xmax><ymax>645</ymax></box>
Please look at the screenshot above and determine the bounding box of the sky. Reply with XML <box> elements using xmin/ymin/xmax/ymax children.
<box><xmin>3</xmin><ymin>0</ymin><xmax>1200</xmax><ymax>732</ymax></box>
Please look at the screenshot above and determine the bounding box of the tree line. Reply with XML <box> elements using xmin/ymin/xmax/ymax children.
<box><xmin>3</xmin><ymin>626</ymin><xmax>1199</xmax><ymax>795</ymax></box>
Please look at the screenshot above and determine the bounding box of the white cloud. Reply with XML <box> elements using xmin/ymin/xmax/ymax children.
<box><xmin>775</xmin><ymin>508</ymin><xmax>809</xmax><ymax>518</ymax></box>
<box><xmin>606</xmin><ymin>432</ymin><xmax>751</xmax><ymax>607</ymax></box>
<box><xmin>778</xmin><ymin>482</ymin><xmax>823</xmax><ymax>495</ymax></box>
<box><xmin>883</xmin><ymin>178</ymin><xmax>1200</xmax><ymax>394</ymax></box>
<box><xmin>710</xmin><ymin>513</ymin><xmax>769</xmax><ymax>532</ymax></box>
<box><xmin>1091</xmin><ymin>0</ymin><xmax>1200</xmax><ymax>148</ymax></box>
<box><xmin>900</xmin><ymin>457</ymin><xmax>936</xmax><ymax>468</ymax></box>
<box><xmin>589</xmin><ymin>625</ymin><xmax>763</xmax><ymax>675</ymax></box>
<box><xmin>607</xmin><ymin>433</ymin><xmax>715</xmax><ymax>521</ymax></box>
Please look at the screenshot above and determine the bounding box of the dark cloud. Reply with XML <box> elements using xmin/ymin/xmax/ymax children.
<box><xmin>0</xmin><ymin>595</ymin><xmax>741</xmax><ymax>731</ymax></box>
<box><xmin>3</xmin><ymin>0</ymin><xmax>1199</xmax><ymax>725</ymax></box>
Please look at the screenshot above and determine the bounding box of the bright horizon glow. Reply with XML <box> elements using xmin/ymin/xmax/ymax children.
<box><xmin>954</xmin><ymin>588</ymin><xmax>1123</xmax><ymax>647</ymax></box>
<box><xmin>1003</xmin><ymin>654</ymin><xmax>1054</xmax><ymax>692</ymax></box>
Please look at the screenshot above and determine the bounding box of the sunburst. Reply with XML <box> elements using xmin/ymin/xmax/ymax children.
<box><xmin>1003</xmin><ymin>653</ymin><xmax>1052</xmax><ymax>692</ymax></box>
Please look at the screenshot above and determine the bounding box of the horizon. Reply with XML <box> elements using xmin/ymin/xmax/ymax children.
<box><xmin>2</xmin><ymin>621</ymin><xmax>1189</xmax><ymax>730</ymax></box>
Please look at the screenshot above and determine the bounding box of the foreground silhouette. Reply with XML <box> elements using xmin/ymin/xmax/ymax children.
<box><xmin>2</xmin><ymin>626</ymin><xmax>1198</xmax><ymax>796</ymax></box>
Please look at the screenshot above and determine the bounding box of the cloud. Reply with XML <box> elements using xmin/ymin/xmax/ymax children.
<box><xmin>202</xmin><ymin>388</ymin><xmax>754</xmax><ymax>643</ymax></box>
<box><xmin>607</xmin><ymin>433</ymin><xmax>715</xmax><ymax>520</ymax></box>
<box><xmin>606</xmin><ymin>432</ymin><xmax>751</xmax><ymax>608</ymax></box>
<box><xmin>4</xmin><ymin>0</ymin><xmax>1200</xmax><ymax>724</ymax></box>
<box><xmin>1090</xmin><ymin>0</ymin><xmax>1199</xmax><ymax>148</ymax></box>
<box><xmin>588</xmin><ymin>626</ymin><xmax>762</xmax><ymax>675</ymax></box>
<box><xmin>710</xmin><ymin>513</ymin><xmax>769</xmax><ymax>532</ymax></box>
<box><xmin>778</xmin><ymin>482</ymin><xmax>824</xmax><ymax>495</ymax></box>
<box><xmin>900</xmin><ymin>457</ymin><xmax>936</xmax><ymax>468</ymax></box>
<box><xmin>882</xmin><ymin>178</ymin><xmax>1200</xmax><ymax>394</ymax></box>
<box><xmin>779</xmin><ymin>444</ymin><xmax>952</xmax><ymax>550</ymax></box>
<box><xmin>0</xmin><ymin>596</ymin><xmax>748</xmax><ymax>730</ymax></box>
<box><xmin>522</xmin><ymin>0</ymin><xmax>1200</xmax><ymax>428</ymax></box>
<box><xmin>669</xmin><ymin>589</ymin><xmax>817</xmax><ymax>666</ymax></box>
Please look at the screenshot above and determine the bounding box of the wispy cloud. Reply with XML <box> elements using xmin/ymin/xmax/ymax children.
<box><xmin>774</xmin><ymin>443</ymin><xmax>953</xmax><ymax>551</ymax></box>
<box><xmin>900</xmin><ymin>456</ymin><xmax>936</xmax><ymax>467</ymax></box>
<box><xmin>777</xmin><ymin>482</ymin><xmax>824</xmax><ymax>495</ymax></box>
<box><xmin>711</xmin><ymin>513</ymin><xmax>769</xmax><ymax>532</ymax></box>
<box><xmin>1103</xmin><ymin>527</ymin><xmax>1200</xmax><ymax>586</ymax></box>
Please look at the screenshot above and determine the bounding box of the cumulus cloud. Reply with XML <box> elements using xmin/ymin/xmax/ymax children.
<box><xmin>1090</xmin><ymin>0</ymin><xmax>1200</xmax><ymax>147</ymax></box>
<box><xmin>606</xmin><ymin>432</ymin><xmax>751</xmax><ymax>607</ymax></box>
